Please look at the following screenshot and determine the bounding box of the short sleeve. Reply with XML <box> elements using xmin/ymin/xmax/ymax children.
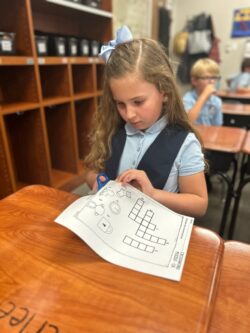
<box><xmin>237</xmin><ymin>73</ymin><xmax>250</xmax><ymax>88</ymax></box>
<box><xmin>178</xmin><ymin>133</ymin><xmax>205</xmax><ymax>176</ymax></box>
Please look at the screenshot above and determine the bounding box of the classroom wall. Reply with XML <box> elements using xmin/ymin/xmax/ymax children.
<box><xmin>171</xmin><ymin>0</ymin><xmax>250</xmax><ymax>90</ymax></box>
<box><xmin>112</xmin><ymin>0</ymin><xmax>249</xmax><ymax>91</ymax></box>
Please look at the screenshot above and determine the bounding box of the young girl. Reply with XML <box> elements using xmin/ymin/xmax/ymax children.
<box><xmin>84</xmin><ymin>26</ymin><xmax>208</xmax><ymax>218</ymax></box>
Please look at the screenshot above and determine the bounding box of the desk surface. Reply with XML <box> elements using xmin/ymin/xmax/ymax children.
<box><xmin>217</xmin><ymin>90</ymin><xmax>250</xmax><ymax>101</ymax></box>
<box><xmin>222</xmin><ymin>102</ymin><xmax>250</xmax><ymax>115</ymax></box>
<box><xmin>0</xmin><ymin>185</ymin><xmax>223</xmax><ymax>333</ymax></box>
<box><xmin>242</xmin><ymin>131</ymin><xmax>250</xmax><ymax>154</ymax></box>
<box><xmin>208</xmin><ymin>241</ymin><xmax>250</xmax><ymax>333</ymax></box>
<box><xmin>197</xmin><ymin>125</ymin><xmax>246</xmax><ymax>153</ymax></box>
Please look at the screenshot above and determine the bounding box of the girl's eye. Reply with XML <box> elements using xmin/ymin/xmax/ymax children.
<box><xmin>116</xmin><ymin>102</ymin><xmax>125</xmax><ymax>108</ymax></box>
<box><xmin>134</xmin><ymin>100</ymin><xmax>144</xmax><ymax>106</ymax></box>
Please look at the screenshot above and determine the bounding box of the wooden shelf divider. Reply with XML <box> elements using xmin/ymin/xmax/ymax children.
<box><xmin>0</xmin><ymin>0</ymin><xmax>112</xmax><ymax>198</ymax></box>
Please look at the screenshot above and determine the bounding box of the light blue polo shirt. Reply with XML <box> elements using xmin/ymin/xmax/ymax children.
<box><xmin>229</xmin><ymin>72</ymin><xmax>250</xmax><ymax>92</ymax></box>
<box><xmin>183</xmin><ymin>90</ymin><xmax>223</xmax><ymax>126</ymax></box>
<box><xmin>117</xmin><ymin>116</ymin><xmax>205</xmax><ymax>193</ymax></box>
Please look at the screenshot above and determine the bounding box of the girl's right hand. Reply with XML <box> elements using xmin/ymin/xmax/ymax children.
<box><xmin>116</xmin><ymin>169</ymin><xmax>155</xmax><ymax>197</ymax></box>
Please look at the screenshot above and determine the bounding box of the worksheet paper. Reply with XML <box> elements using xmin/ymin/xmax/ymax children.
<box><xmin>55</xmin><ymin>181</ymin><xmax>194</xmax><ymax>281</ymax></box>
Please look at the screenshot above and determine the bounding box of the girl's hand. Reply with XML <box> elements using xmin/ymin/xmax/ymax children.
<box><xmin>117</xmin><ymin>169</ymin><xmax>155</xmax><ymax>197</ymax></box>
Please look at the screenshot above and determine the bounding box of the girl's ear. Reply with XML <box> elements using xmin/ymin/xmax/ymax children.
<box><xmin>163</xmin><ymin>93</ymin><xmax>168</xmax><ymax>103</ymax></box>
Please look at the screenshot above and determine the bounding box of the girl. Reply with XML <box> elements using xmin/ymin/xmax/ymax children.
<box><xmin>84</xmin><ymin>26</ymin><xmax>208</xmax><ymax>217</ymax></box>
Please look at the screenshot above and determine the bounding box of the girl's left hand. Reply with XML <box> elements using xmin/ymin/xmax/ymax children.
<box><xmin>116</xmin><ymin>169</ymin><xmax>154</xmax><ymax>197</ymax></box>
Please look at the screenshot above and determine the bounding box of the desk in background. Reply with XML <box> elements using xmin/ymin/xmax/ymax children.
<box><xmin>222</xmin><ymin>102</ymin><xmax>250</xmax><ymax>128</ymax></box>
<box><xmin>196</xmin><ymin>125</ymin><xmax>246</xmax><ymax>236</ymax></box>
<box><xmin>0</xmin><ymin>185</ymin><xmax>223</xmax><ymax>333</ymax></box>
<box><xmin>228</xmin><ymin>131</ymin><xmax>250</xmax><ymax>239</ymax></box>
<box><xmin>208</xmin><ymin>241</ymin><xmax>250</xmax><ymax>333</ymax></box>
<box><xmin>217</xmin><ymin>90</ymin><xmax>250</xmax><ymax>104</ymax></box>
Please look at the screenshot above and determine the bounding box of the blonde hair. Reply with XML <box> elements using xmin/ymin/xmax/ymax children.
<box><xmin>85</xmin><ymin>38</ymin><xmax>202</xmax><ymax>171</ymax></box>
<box><xmin>191</xmin><ymin>58</ymin><xmax>220</xmax><ymax>78</ymax></box>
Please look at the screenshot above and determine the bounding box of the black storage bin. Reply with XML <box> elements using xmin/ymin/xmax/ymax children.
<box><xmin>48</xmin><ymin>36</ymin><xmax>66</xmax><ymax>56</ymax></box>
<box><xmin>90</xmin><ymin>40</ymin><xmax>99</xmax><ymax>56</ymax></box>
<box><xmin>0</xmin><ymin>32</ymin><xmax>16</xmax><ymax>55</ymax></box>
<box><xmin>82</xmin><ymin>0</ymin><xmax>101</xmax><ymax>8</ymax></box>
<box><xmin>78</xmin><ymin>39</ymin><xmax>89</xmax><ymax>56</ymax></box>
<box><xmin>67</xmin><ymin>0</ymin><xmax>82</xmax><ymax>3</ymax></box>
<box><xmin>67</xmin><ymin>37</ymin><xmax>78</xmax><ymax>56</ymax></box>
<box><xmin>35</xmin><ymin>35</ymin><xmax>48</xmax><ymax>56</ymax></box>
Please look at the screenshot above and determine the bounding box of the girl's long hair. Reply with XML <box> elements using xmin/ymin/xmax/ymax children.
<box><xmin>84</xmin><ymin>38</ymin><xmax>203</xmax><ymax>171</ymax></box>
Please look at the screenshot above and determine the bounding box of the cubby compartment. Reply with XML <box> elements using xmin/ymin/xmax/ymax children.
<box><xmin>44</xmin><ymin>103</ymin><xmax>78</xmax><ymax>186</ymax></box>
<box><xmin>0</xmin><ymin>125</ymin><xmax>13</xmax><ymax>198</ymax></box>
<box><xmin>74</xmin><ymin>98</ymin><xmax>96</xmax><ymax>162</ymax></box>
<box><xmin>0</xmin><ymin>66</ymin><xmax>39</xmax><ymax>113</ymax></box>
<box><xmin>96</xmin><ymin>63</ymin><xmax>104</xmax><ymax>92</ymax></box>
<box><xmin>31</xmin><ymin>0</ymin><xmax>112</xmax><ymax>43</ymax></box>
<box><xmin>3</xmin><ymin>109</ymin><xmax>51</xmax><ymax>188</ymax></box>
<box><xmin>72</xmin><ymin>64</ymin><xmax>95</xmax><ymax>97</ymax></box>
<box><xmin>39</xmin><ymin>65</ymin><xmax>70</xmax><ymax>103</ymax></box>
<box><xmin>0</xmin><ymin>0</ymin><xmax>33</xmax><ymax>56</ymax></box>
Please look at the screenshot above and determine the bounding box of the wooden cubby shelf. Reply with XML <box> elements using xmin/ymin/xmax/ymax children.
<box><xmin>0</xmin><ymin>65</ymin><xmax>39</xmax><ymax>113</ymax></box>
<box><xmin>39</xmin><ymin>64</ymin><xmax>71</xmax><ymax>103</ymax></box>
<box><xmin>0</xmin><ymin>0</ymin><xmax>112</xmax><ymax>199</ymax></box>
<box><xmin>3</xmin><ymin>109</ymin><xmax>51</xmax><ymax>189</ymax></box>
<box><xmin>74</xmin><ymin>98</ymin><xmax>96</xmax><ymax>161</ymax></box>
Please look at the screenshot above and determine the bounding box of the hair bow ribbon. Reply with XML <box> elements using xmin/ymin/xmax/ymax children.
<box><xmin>99</xmin><ymin>25</ymin><xmax>133</xmax><ymax>62</ymax></box>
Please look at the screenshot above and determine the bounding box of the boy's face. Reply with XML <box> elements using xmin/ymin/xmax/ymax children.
<box><xmin>191</xmin><ymin>71</ymin><xmax>219</xmax><ymax>94</ymax></box>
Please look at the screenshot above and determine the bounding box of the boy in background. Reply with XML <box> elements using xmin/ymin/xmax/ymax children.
<box><xmin>227</xmin><ymin>58</ymin><xmax>250</xmax><ymax>94</ymax></box>
<box><xmin>183</xmin><ymin>58</ymin><xmax>223</xmax><ymax>126</ymax></box>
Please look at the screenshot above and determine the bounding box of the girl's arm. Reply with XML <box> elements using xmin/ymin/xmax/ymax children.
<box><xmin>117</xmin><ymin>170</ymin><xmax>208</xmax><ymax>217</ymax></box>
<box><xmin>153</xmin><ymin>172</ymin><xmax>208</xmax><ymax>217</ymax></box>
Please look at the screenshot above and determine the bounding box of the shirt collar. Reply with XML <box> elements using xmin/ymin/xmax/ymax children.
<box><xmin>125</xmin><ymin>116</ymin><xmax>167</xmax><ymax>136</ymax></box>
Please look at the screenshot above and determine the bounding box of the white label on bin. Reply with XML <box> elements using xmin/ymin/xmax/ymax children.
<box><xmin>2</xmin><ymin>40</ymin><xmax>11</xmax><ymax>51</ymax></box>
<box><xmin>38</xmin><ymin>42</ymin><xmax>46</xmax><ymax>53</ymax></box>
<box><xmin>71</xmin><ymin>45</ymin><xmax>77</xmax><ymax>55</ymax></box>
<box><xmin>83</xmin><ymin>45</ymin><xmax>89</xmax><ymax>55</ymax></box>
<box><xmin>93</xmin><ymin>46</ymin><xmax>98</xmax><ymax>56</ymax></box>
<box><xmin>59</xmin><ymin>44</ymin><xmax>65</xmax><ymax>55</ymax></box>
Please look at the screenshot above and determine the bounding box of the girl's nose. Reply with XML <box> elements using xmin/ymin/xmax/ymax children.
<box><xmin>126</xmin><ymin>105</ymin><xmax>136</xmax><ymax>120</ymax></box>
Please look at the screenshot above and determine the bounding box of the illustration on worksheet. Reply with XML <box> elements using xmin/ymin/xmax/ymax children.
<box><xmin>55</xmin><ymin>181</ymin><xmax>194</xmax><ymax>281</ymax></box>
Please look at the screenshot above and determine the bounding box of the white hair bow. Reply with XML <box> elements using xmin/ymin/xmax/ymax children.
<box><xmin>99</xmin><ymin>25</ymin><xmax>133</xmax><ymax>62</ymax></box>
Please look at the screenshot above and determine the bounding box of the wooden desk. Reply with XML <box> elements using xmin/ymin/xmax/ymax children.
<box><xmin>197</xmin><ymin>125</ymin><xmax>246</xmax><ymax>153</ymax></box>
<box><xmin>228</xmin><ymin>131</ymin><xmax>250</xmax><ymax>239</ymax></box>
<box><xmin>0</xmin><ymin>185</ymin><xmax>223</xmax><ymax>333</ymax></box>
<box><xmin>196</xmin><ymin>125</ymin><xmax>247</xmax><ymax>236</ymax></box>
<box><xmin>242</xmin><ymin>130</ymin><xmax>250</xmax><ymax>155</ymax></box>
<box><xmin>222</xmin><ymin>103</ymin><xmax>250</xmax><ymax>116</ymax></box>
<box><xmin>222</xmin><ymin>103</ymin><xmax>250</xmax><ymax>128</ymax></box>
<box><xmin>208</xmin><ymin>241</ymin><xmax>250</xmax><ymax>333</ymax></box>
<box><xmin>217</xmin><ymin>90</ymin><xmax>250</xmax><ymax>104</ymax></box>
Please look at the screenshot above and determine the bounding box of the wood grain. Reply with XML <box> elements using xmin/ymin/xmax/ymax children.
<box><xmin>0</xmin><ymin>185</ymin><xmax>223</xmax><ymax>333</ymax></box>
<box><xmin>242</xmin><ymin>131</ymin><xmax>250</xmax><ymax>155</ymax></box>
<box><xmin>209</xmin><ymin>241</ymin><xmax>250</xmax><ymax>333</ymax></box>
<box><xmin>197</xmin><ymin>125</ymin><xmax>246</xmax><ymax>153</ymax></box>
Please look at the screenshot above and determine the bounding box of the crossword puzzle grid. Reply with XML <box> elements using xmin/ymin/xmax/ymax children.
<box><xmin>123</xmin><ymin>199</ymin><xmax>168</xmax><ymax>253</ymax></box>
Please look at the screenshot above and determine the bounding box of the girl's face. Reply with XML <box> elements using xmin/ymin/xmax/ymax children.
<box><xmin>110</xmin><ymin>72</ymin><xmax>165</xmax><ymax>130</ymax></box>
